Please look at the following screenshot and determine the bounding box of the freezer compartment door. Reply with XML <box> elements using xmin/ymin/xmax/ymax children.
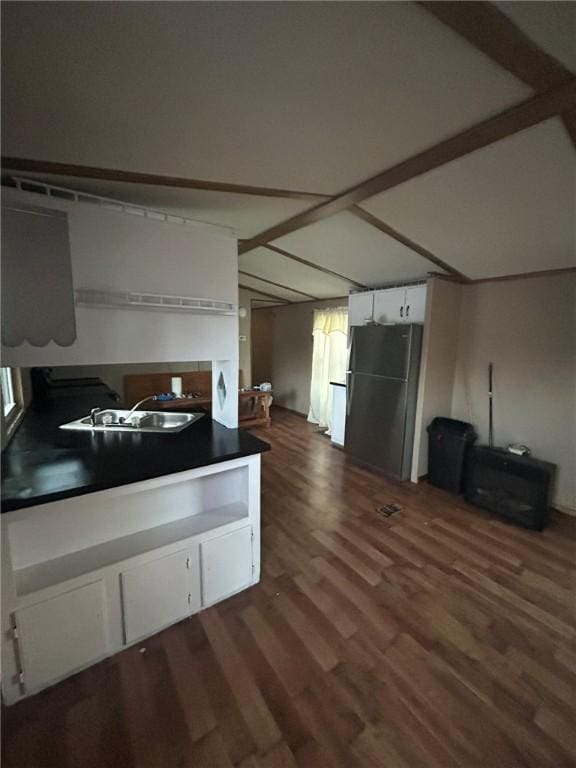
<box><xmin>349</xmin><ymin>325</ymin><xmax>413</xmax><ymax>380</ymax></box>
<box><xmin>345</xmin><ymin>372</ymin><xmax>408</xmax><ymax>479</ymax></box>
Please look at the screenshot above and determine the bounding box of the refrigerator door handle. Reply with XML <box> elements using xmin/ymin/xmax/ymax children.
<box><xmin>346</xmin><ymin>372</ymin><xmax>354</xmax><ymax>416</ymax></box>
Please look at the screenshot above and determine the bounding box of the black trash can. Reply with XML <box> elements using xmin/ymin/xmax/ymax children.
<box><xmin>427</xmin><ymin>417</ymin><xmax>476</xmax><ymax>493</ymax></box>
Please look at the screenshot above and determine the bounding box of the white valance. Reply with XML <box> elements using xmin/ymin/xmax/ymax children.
<box><xmin>1</xmin><ymin>203</ymin><xmax>77</xmax><ymax>347</ymax></box>
<box><xmin>311</xmin><ymin>306</ymin><xmax>348</xmax><ymax>336</ymax></box>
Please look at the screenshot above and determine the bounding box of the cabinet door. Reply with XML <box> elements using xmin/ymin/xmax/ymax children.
<box><xmin>15</xmin><ymin>580</ymin><xmax>108</xmax><ymax>694</ymax></box>
<box><xmin>348</xmin><ymin>292</ymin><xmax>374</xmax><ymax>327</ymax></box>
<box><xmin>121</xmin><ymin>547</ymin><xmax>200</xmax><ymax>644</ymax></box>
<box><xmin>373</xmin><ymin>288</ymin><xmax>405</xmax><ymax>324</ymax></box>
<box><xmin>201</xmin><ymin>527</ymin><xmax>253</xmax><ymax>606</ymax></box>
<box><xmin>404</xmin><ymin>285</ymin><xmax>427</xmax><ymax>323</ymax></box>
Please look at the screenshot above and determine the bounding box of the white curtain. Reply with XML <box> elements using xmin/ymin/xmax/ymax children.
<box><xmin>308</xmin><ymin>307</ymin><xmax>348</xmax><ymax>432</ymax></box>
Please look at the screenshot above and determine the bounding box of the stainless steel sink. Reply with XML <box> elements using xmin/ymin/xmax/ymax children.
<box><xmin>60</xmin><ymin>410</ymin><xmax>204</xmax><ymax>434</ymax></box>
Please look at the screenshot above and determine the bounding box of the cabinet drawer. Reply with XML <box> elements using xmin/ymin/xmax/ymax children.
<box><xmin>201</xmin><ymin>527</ymin><xmax>253</xmax><ymax>606</ymax></box>
<box><xmin>15</xmin><ymin>580</ymin><xmax>108</xmax><ymax>694</ymax></box>
<box><xmin>121</xmin><ymin>547</ymin><xmax>200</xmax><ymax>644</ymax></box>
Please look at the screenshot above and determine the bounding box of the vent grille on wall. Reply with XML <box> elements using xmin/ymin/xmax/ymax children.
<box><xmin>10</xmin><ymin>177</ymin><xmax>234</xmax><ymax>233</ymax></box>
<box><xmin>75</xmin><ymin>289</ymin><xmax>236</xmax><ymax>315</ymax></box>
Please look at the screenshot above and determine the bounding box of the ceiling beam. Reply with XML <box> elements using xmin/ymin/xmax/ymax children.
<box><xmin>239</xmin><ymin>270</ymin><xmax>319</xmax><ymax>300</ymax></box>
<box><xmin>250</xmin><ymin>298</ymin><xmax>281</xmax><ymax>303</ymax></box>
<box><xmin>238</xmin><ymin>284</ymin><xmax>289</xmax><ymax>303</ymax></box>
<box><xmin>239</xmin><ymin>79</ymin><xmax>576</xmax><ymax>253</ymax></box>
<box><xmin>264</xmin><ymin>244</ymin><xmax>367</xmax><ymax>289</ymax></box>
<box><xmin>468</xmin><ymin>266</ymin><xmax>576</xmax><ymax>285</ymax></box>
<box><xmin>419</xmin><ymin>1</ymin><xmax>576</xmax><ymax>147</ymax></box>
<box><xmin>0</xmin><ymin>157</ymin><xmax>332</xmax><ymax>202</ymax></box>
<box><xmin>561</xmin><ymin>106</ymin><xmax>576</xmax><ymax>147</ymax></box>
<box><xmin>420</xmin><ymin>1</ymin><xmax>574</xmax><ymax>91</ymax></box>
<box><xmin>349</xmin><ymin>205</ymin><xmax>468</xmax><ymax>282</ymax></box>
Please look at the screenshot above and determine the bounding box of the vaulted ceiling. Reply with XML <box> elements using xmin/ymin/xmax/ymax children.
<box><xmin>2</xmin><ymin>1</ymin><xmax>575</xmax><ymax>306</ymax></box>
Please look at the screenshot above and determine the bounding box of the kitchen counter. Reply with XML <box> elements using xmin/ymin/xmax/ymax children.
<box><xmin>1</xmin><ymin>395</ymin><xmax>270</xmax><ymax>512</ymax></box>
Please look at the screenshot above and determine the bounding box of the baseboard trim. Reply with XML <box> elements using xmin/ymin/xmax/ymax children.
<box><xmin>553</xmin><ymin>504</ymin><xmax>576</xmax><ymax>518</ymax></box>
<box><xmin>272</xmin><ymin>404</ymin><xmax>307</xmax><ymax>419</ymax></box>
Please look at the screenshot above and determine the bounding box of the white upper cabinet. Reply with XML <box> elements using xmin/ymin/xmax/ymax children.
<box><xmin>348</xmin><ymin>292</ymin><xmax>374</xmax><ymax>327</ymax></box>
<box><xmin>373</xmin><ymin>288</ymin><xmax>406</xmax><ymax>323</ymax></box>
<box><xmin>403</xmin><ymin>284</ymin><xmax>427</xmax><ymax>324</ymax></box>
<box><xmin>349</xmin><ymin>284</ymin><xmax>427</xmax><ymax>326</ymax></box>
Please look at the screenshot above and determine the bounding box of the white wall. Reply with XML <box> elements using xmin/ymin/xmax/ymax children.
<box><xmin>451</xmin><ymin>273</ymin><xmax>576</xmax><ymax>511</ymax></box>
<box><xmin>238</xmin><ymin>289</ymin><xmax>253</xmax><ymax>388</ymax></box>
<box><xmin>1</xmin><ymin>188</ymin><xmax>238</xmax><ymax>367</ymax></box>
<box><xmin>412</xmin><ymin>277</ymin><xmax>462</xmax><ymax>481</ymax></box>
<box><xmin>1</xmin><ymin>188</ymin><xmax>240</xmax><ymax>427</ymax></box>
<box><xmin>254</xmin><ymin>297</ymin><xmax>347</xmax><ymax>415</ymax></box>
<box><xmin>251</xmin><ymin>307</ymin><xmax>275</xmax><ymax>386</ymax></box>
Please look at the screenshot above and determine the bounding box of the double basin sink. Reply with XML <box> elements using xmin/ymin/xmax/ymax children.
<box><xmin>60</xmin><ymin>409</ymin><xmax>204</xmax><ymax>434</ymax></box>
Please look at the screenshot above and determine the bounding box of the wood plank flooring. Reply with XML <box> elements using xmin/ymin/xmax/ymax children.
<box><xmin>3</xmin><ymin>407</ymin><xmax>576</xmax><ymax>767</ymax></box>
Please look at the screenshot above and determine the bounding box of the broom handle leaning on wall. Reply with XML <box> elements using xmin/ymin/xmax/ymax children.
<box><xmin>488</xmin><ymin>362</ymin><xmax>494</xmax><ymax>449</ymax></box>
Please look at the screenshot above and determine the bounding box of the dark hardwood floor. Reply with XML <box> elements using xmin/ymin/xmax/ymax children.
<box><xmin>3</xmin><ymin>407</ymin><xmax>576</xmax><ymax>767</ymax></box>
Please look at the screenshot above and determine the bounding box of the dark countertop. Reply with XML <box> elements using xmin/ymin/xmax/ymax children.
<box><xmin>1</xmin><ymin>395</ymin><xmax>270</xmax><ymax>513</ymax></box>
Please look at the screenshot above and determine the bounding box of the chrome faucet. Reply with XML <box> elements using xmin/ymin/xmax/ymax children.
<box><xmin>122</xmin><ymin>396</ymin><xmax>157</xmax><ymax>423</ymax></box>
<box><xmin>90</xmin><ymin>408</ymin><xmax>102</xmax><ymax>426</ymax></box>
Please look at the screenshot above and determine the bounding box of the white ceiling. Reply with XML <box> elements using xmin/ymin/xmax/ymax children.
<box><xmin>2</xmin><ymin>2</ymin><xmax>574</xmax><ymax>298</ymax></box>
<box><xmin>238</xmin><ymin>273</ymin><xmax>312</xmax><ymax>304</ymax></box>
<box><xmin>2</xmin><ymin>2</ymin><xmax>529</xmax><ymax>192</ymax></box>
<box><xmin>360</xmin><ymin>118</ymin><xmax>576</xmax><ymax>279</ymax></box>
<box><xmin>239</xmin><ymin>247</ymin><xmax>354</xmax><ymax>300</ymax></box>
<box><xmin>273</xmin><ymin>211</ymin><xmax>440</xmax><ymax>287</ymax></box>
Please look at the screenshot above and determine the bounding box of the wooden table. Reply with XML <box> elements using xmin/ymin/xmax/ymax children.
<box><xmin>150</xmin><ymin>390</ymin><xmax>273</xmax><ymax>428</ymax></box>
<box><xmin>238</xmin><ymin>390</ymin><xmax>273</xmax><ymax>428</ymax></box>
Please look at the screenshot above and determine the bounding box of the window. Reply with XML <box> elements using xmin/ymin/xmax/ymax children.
<box><xmin>1</xmin><ymin>367</ymin><xmax>23</xmax><ymax>434</ymax></box>
<box><xmin>1</xmin><ymin>367</ymin><xmax>16</xmax><ymax>416</ymax></box>
<box><xmin>308</xmin><ymin>307</ymin><xmax>348</xmax><ymax>431</ymax></box>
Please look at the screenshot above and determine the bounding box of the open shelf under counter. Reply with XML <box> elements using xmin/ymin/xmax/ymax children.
<box><xmin>14</xmin><ymin>501</ymin><xmax>248</xmax><ymax>597</ymax></box>
<box><xmin>2</xmin><ymin>445</ymin><xmax>265</xmax><ymax>706</ymax></box>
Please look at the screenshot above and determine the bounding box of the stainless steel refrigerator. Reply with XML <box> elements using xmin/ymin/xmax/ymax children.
<box><xmin>345</xmin><ymin>324</ymin><xmax>423</xmax><ymax>481</ymax></box>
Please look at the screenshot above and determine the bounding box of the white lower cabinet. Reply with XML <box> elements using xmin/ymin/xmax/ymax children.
<box><xmin>15</xmin><ymin>580</ymin><xmax>108</xmax><ymax>694</ymax></box>
<box><xmin>201</xmin><ymin>526</ymin><xmax>253</xmax><ymax>605</ymax></box>
<box><xmin>12</xmin><ymin>530</ymin><xmax>253</xmax><ymax>697</ymax></box>
<box><xmin>2</xmin><ymin>456</ymin><xmax>263</xmax><ymax>705</ymax></box>
<box><xmin>121</xmin><ymin>546</ymin><xmax>201</xmax><ymax>644</ymax></box>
